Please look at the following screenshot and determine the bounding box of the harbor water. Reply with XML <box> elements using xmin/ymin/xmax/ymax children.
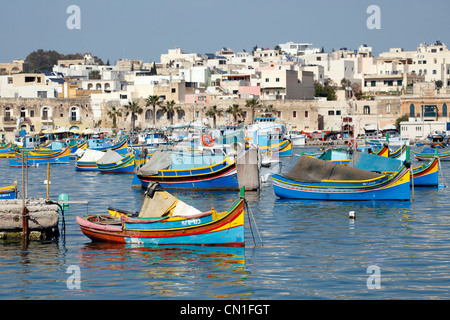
<box><xmin>1</xmin><ymin>146</ymin><xmax>450</xmax><ymax>300</ymax></box>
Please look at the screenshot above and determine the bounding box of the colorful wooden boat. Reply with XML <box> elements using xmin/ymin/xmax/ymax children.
<box><xmin>257</xmin><ymin>139</ymin><xmax>292</xmax><ymax>157</ymax></box>
<box><xmin>413</xmin><ymin>147</ymin><xmax>450</xmax><ymax>161</ymax></box>
<box><xmin>9</xmin><ymin>146</ymin><xmax>71</xmax><ymax>166</ymax></box>
<box><xmin>272</xmin><ymin>155</ymin><xmax>411</xmax><ymax>201</ymax></box>
<box><xmin>75</xmin><ymin>149</ymin><xmax>105</xmax><ymax>171</ymax></box>
<box><xmin>96</xmin><ymin>150</ymin><xmax>135</xmax><ymax>174</ymax></box>
<box><xmin>134</xmin><ymin>151</ymin><xmax>239</xmax><ymax>190</ymax></box>
<box><xmin>411</xmin><ymin>157</ymin><xmax>439</xmax><ymax>187</ymax></box>
<box><xmin>0</xmin><ymin>181</ymin><xmax>18</xmax><ymax>200</ymax></box>
<box><xmin>89</xmin><ymin>137</ymin><xmax>128</xmax><ymax>155</ymax></box>
<box><xmin>349</xmin><ymin>149</ymin><xmax>438</xmax><ymax>187</ymax></box>
<box><xmin>76</xmin><ymin>185</ymin><xmax>245</xmax><ymax>246</ymax></box>
<box><xmin>0</xmin><ymin>142</ymin><xmax>15</xmax><ymax>158</ymax></box>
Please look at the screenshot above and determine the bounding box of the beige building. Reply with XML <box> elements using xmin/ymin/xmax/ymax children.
<box><xmin>0</xmin><ymin>73</ymin><xmax>60</xmax><ymax>99</ymax></box>
<box><xmin>259</xmin><ymin>67</ymin><xmax>314</xmax><ymax>100</ymax></box>
<box><xmin>0</xmin><ymin>60</ymin><xmax>26</xmax><ymax>75</ymax></box>
<box><xmin>0</xmin><ymin>97</ymin><xmax>93</xmax><ymax>140</ymax></box>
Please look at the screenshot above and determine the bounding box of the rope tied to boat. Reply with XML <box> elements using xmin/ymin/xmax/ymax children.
<box><xmin>244</xmin><ymin>199</ymin><xmax>263</xmax><ymax>247</ymax></box>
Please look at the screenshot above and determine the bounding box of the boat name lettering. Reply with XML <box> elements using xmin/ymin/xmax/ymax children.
<box><xmin>182</xmin><ymin>218</ymin><xmax>201</xmax><ymax>226</ymax></box>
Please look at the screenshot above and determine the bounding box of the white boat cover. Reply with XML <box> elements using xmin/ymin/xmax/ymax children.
<box><xmin>136</xmin><ymin>150</ymin><xmax>172</xmax><ymax>176</ymax></box>
<box><xmin>77</xmin><ymin>148</ymin><xmax>105</xmax><ymax>162</ymax></box>
<box><xmin>97</xmin><ymin>149</ymin><xmax>123</xmax><ymax>165</ymax></box>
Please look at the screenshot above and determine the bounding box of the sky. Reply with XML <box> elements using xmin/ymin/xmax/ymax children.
<box><xmin>0</xmin><ymin>0</ymin><xmax>449</xmax><ymax>64</ymax></box>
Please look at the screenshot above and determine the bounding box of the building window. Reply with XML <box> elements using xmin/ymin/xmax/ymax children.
<box><xmin>443</xmin><ymin>103</ymin><xmax>448</xmax><ymax>117</ymax></box>
<box><xmin>276</xmin><ymin>78</ymin><xmax>280</xmax><ymax>82</ymax></box>
<box><xmin>328</xmin><ymin>110</ymin><xmax>334</xmax><ymax>115</ymax></box>
<box><xmin>305</xmin><ymin>111</ymin><xmax>309</xmax><ymax>118</ymax></box>
<box><xmin>293</xmin><ymin>111</ymin><xmax>297</xmax><ymax>118</ymax></box>
<box><xmin>386</xmin><ymin>104</ymin><xmax>391</xmax><ymax>113</ymax></box>
<box><xmin>410</xmin><ymin>104</ymin><xmax>415</xmax><ymax>117</ymax></box>
<box><xmin>363</xmin><ymin>105</ymin><xmax>370</xmax><ymax>115</ymax></box>
<box><xmin>336</xmin><ymin>110</ymin><xmax>341</xmax><ymax>115</ymax></box>
<box><xmin>371</xmin><ymin>81</ymin><xmax>376</xmax><ymax>87</ymax></box>
<box><xmin>265</xmin><ymin>78</ymin><xmax>269</xmax><ymax>82</ymax></box>
<box><xmin>171</xmin><ymin>88</ymin><xmax>176</xmax><ymax>93</ymax></box>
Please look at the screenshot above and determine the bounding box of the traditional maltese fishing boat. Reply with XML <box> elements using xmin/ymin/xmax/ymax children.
<box><xmin>134</xmin><ymin>150</ymin><xmax>239</xmax><ymax>190</ymax></box>
<box><xmin>0</xmin><ymin>142</ymin><xmax>15</xmax><ymax>158</ymax></box>
<box><xmin>272</xmin><ymin>155</ymin><xmax>411</xmax><ymax>201</ymax></box>
<box><xmin>76</xmin><ymin>183</ymin><xmax>246</xmax><ymax>247</ymax></box>
<box><xmin>96</xmin><ymin>150</ymin><xmax>135</xmax><ymax>174</ymax></box>
<box><xmin>0</xmin><ymin>181</ymin><xmax>18</xmax><ymax>200</ymax></box>
<box><xmin>9</xmin><ymin>146</ymin><xmax>71</xmax><ymax>166</ymax></box>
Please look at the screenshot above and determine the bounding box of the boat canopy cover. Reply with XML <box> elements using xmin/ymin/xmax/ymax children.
<box><xmin>138</xmin><ymin>183</ymin><xmax>201</xmax><ymax>218</ymax></box>
<box><xmin>348</xmin><ymin>151</ymin><xmax>402</xmax><ymax>172</ymax></box>
<box><xmin>136</xmin><ymin>150</ymin><xmax>172</xmax><ymax>176</ymax></box>
<box><xmin>283</xmin><ymin>156</ymin><xmax>383</xmax><ymax>183</ymax></box>
<box><xmin>78</xmin><ymin>148</ymin><xmax>105</xmax><ymax>162</ymax></box>
<box><xmin>97</xmin><ymin>149</ymin><xmax>123</xmax><ymax>165</ymax></box>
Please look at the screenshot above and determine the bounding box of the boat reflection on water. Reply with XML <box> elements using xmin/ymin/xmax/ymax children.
<box><xmin>77</xmin><ymin>242</ymin><xmax>249</xmax><ymax>299</ymax></box>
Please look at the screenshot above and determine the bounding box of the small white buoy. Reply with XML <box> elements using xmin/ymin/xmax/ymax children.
<box><xmin>349</xmin><ymin>211</ymin><xmax>355</xmax><ymax>219</ymax></box>
<box><xmin>44</xmin><ymin>180</ymin><xmax>51</xmax><ymax>185</ymax></box>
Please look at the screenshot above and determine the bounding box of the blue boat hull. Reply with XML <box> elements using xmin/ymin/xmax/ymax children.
<box><xmin>138</xmin><ymin>169</ymin><xmax>239</xmax><ymax>190</ymax></box>
<box><xmin>123</xmin><ymin>225</ymin><xmax>244</xmax><ymax>245</ymax></box>
<box><xmin>272</xmin><ymin>165</ymin><xmax>411</xmax><ymax>201</ymax></box>
<box><xmin>9</xmin><ymin>155</ymin><xmax>70</xmax><ymax>166</ymax></box>
<box><xmin>0</xmin><ymin>190</ymin><xmax>17</xmax><ymax>200</ymax></box>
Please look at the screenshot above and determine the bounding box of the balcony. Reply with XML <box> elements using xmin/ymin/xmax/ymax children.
<box><xmin>2</xmin><ymin>116</ymin><xmax>17</xmax><ymax>124</ymax></box>
<box><xmin>69</xmin><ymin>116</ymin><xmax>82</xmax><ymax>124</ymax></box>
<box><xmin>41</xmin><ymin>117</ymin><xmax>54</xmax><ymax>124</ymax></box>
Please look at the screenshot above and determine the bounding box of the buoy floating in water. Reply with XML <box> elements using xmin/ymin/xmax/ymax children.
<box><xmin>349</xmin><ymin>211</ymin><xmax>355</xmax><ymax>219</ymax></box>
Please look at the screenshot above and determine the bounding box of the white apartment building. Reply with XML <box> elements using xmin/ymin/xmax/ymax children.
<box><xmin>379</xmin><ymin>41</ymin><xmax>450</xmax><ymax>88</ymax></box>
<box><xmin>0</xmin><ymin>73</ymin><xmax>60</xmax><ymax>98</ymax></box>
<box><xmin>160</xmin><ymin>48</ymin><xmax>201</xmax><ymax>65</ymax></box>
<box><xmin>279</xmin><ymin>42</ymin><xmax>320</xmax><ymax>56</ymax></box>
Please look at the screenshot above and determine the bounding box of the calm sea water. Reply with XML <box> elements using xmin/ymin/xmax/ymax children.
<box><xmin>1</xmin><ymin>146</ymin><xmax>450</xmax><ymax>301</ymax></box>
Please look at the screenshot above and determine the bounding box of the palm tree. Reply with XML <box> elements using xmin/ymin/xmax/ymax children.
<box><xmin>205</xmin><ymin>105</ymin><xmax>223</xmax><ymax>128</ymax></box>
<box><xmin>261</xmin><ymin>104</ymin><xmax>278</xmax><ymax>117</ymax></box>
<box><xmin>106</xmin><ymin>104</ymin><xmax>122</xmax><ymax>129</ymax></box>
<box><xmin>226</xmin><ymin>104</ymin><xmax>243</xmax><ymax>125</ymax></box>
<box><xmin>123</xmin><ymin>100</ymin><xmax>143</xmax><ymax>132</ymax></box>
<box><xmin>245</xmin><ymin>98</ymin><xmax>261</xmax><ymax>123</ymax></box>
<box><xmin>145</xmin><ymin>95</ymin><xmax>161</xmax><ymax>129</ymax></box>
<box><xmin>160</xmin><ymin>100</ymin><xmax>180</xmax><ymax>126</ymax></box>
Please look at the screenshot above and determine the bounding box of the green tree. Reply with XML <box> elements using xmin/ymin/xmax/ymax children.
<box><xmin>160</xmin><ymin>100</ymin><xmax>181</xmax><ymax>126</ymax></box>
<box><xmin>106</xmin><ymin>104</ymin><xmax>122</xmax><ymax>129</ymax></box>
<box><xmin>145</xmin><ymin>95</ymin><xmax>161</xmax><ymax>128</ymax></box>
<box><xmin>151</xmin><ymin>62</ymin><xmax>157</xmax><ymax>75</ymax></box>
<box><xmin>25</xmin><ymin>49</ymin><xmax>85</xmax><ymax>72</ymax></box>
<box><xmin>314</xmin><ymin>83</ymin><xmax>337</xmax><ymax>101</ymax></box>
<box><xmin>89</xmin><ymin>70</ymin><xmax>101</xmax><ymax>80</ymax></box>
<box><xmin>226</xmin><ymin>104</ymin><xmax>243</xmax><ymax>124</ymax></box>
<box><xmin>123</xmin><ymin>100</ymin><xmax>143</xmax><ymax>132</ymax></box>
<box><xmin>395</xmin><ymin>114</ymin><xmax>409</xmax><ymax>131</ymax></box>
<box><xmin>261</xmin><ymin>104</ymin><xmax>278</xmax><ymax>116</ymax></box>
<box><xmin>205</xmin><ymin>105</ymin><xmax>223</xmax><ymax>128</ymax></box>
<box><xmin>245</xmin><ymin>98</ymin><xmax>261</xmax><ymax>123</ymax></box>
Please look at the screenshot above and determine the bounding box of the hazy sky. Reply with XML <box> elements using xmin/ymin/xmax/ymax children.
<box><xmin>1</xmin><ymin>0</ymin><xmax>449</xmax><ymax>63</ymax></box>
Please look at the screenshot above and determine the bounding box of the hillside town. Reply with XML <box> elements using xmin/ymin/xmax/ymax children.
<box><xmin>1</xmin><ymin>40</ymin><xmax>450</xmax><ymax>144</ymax></box>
